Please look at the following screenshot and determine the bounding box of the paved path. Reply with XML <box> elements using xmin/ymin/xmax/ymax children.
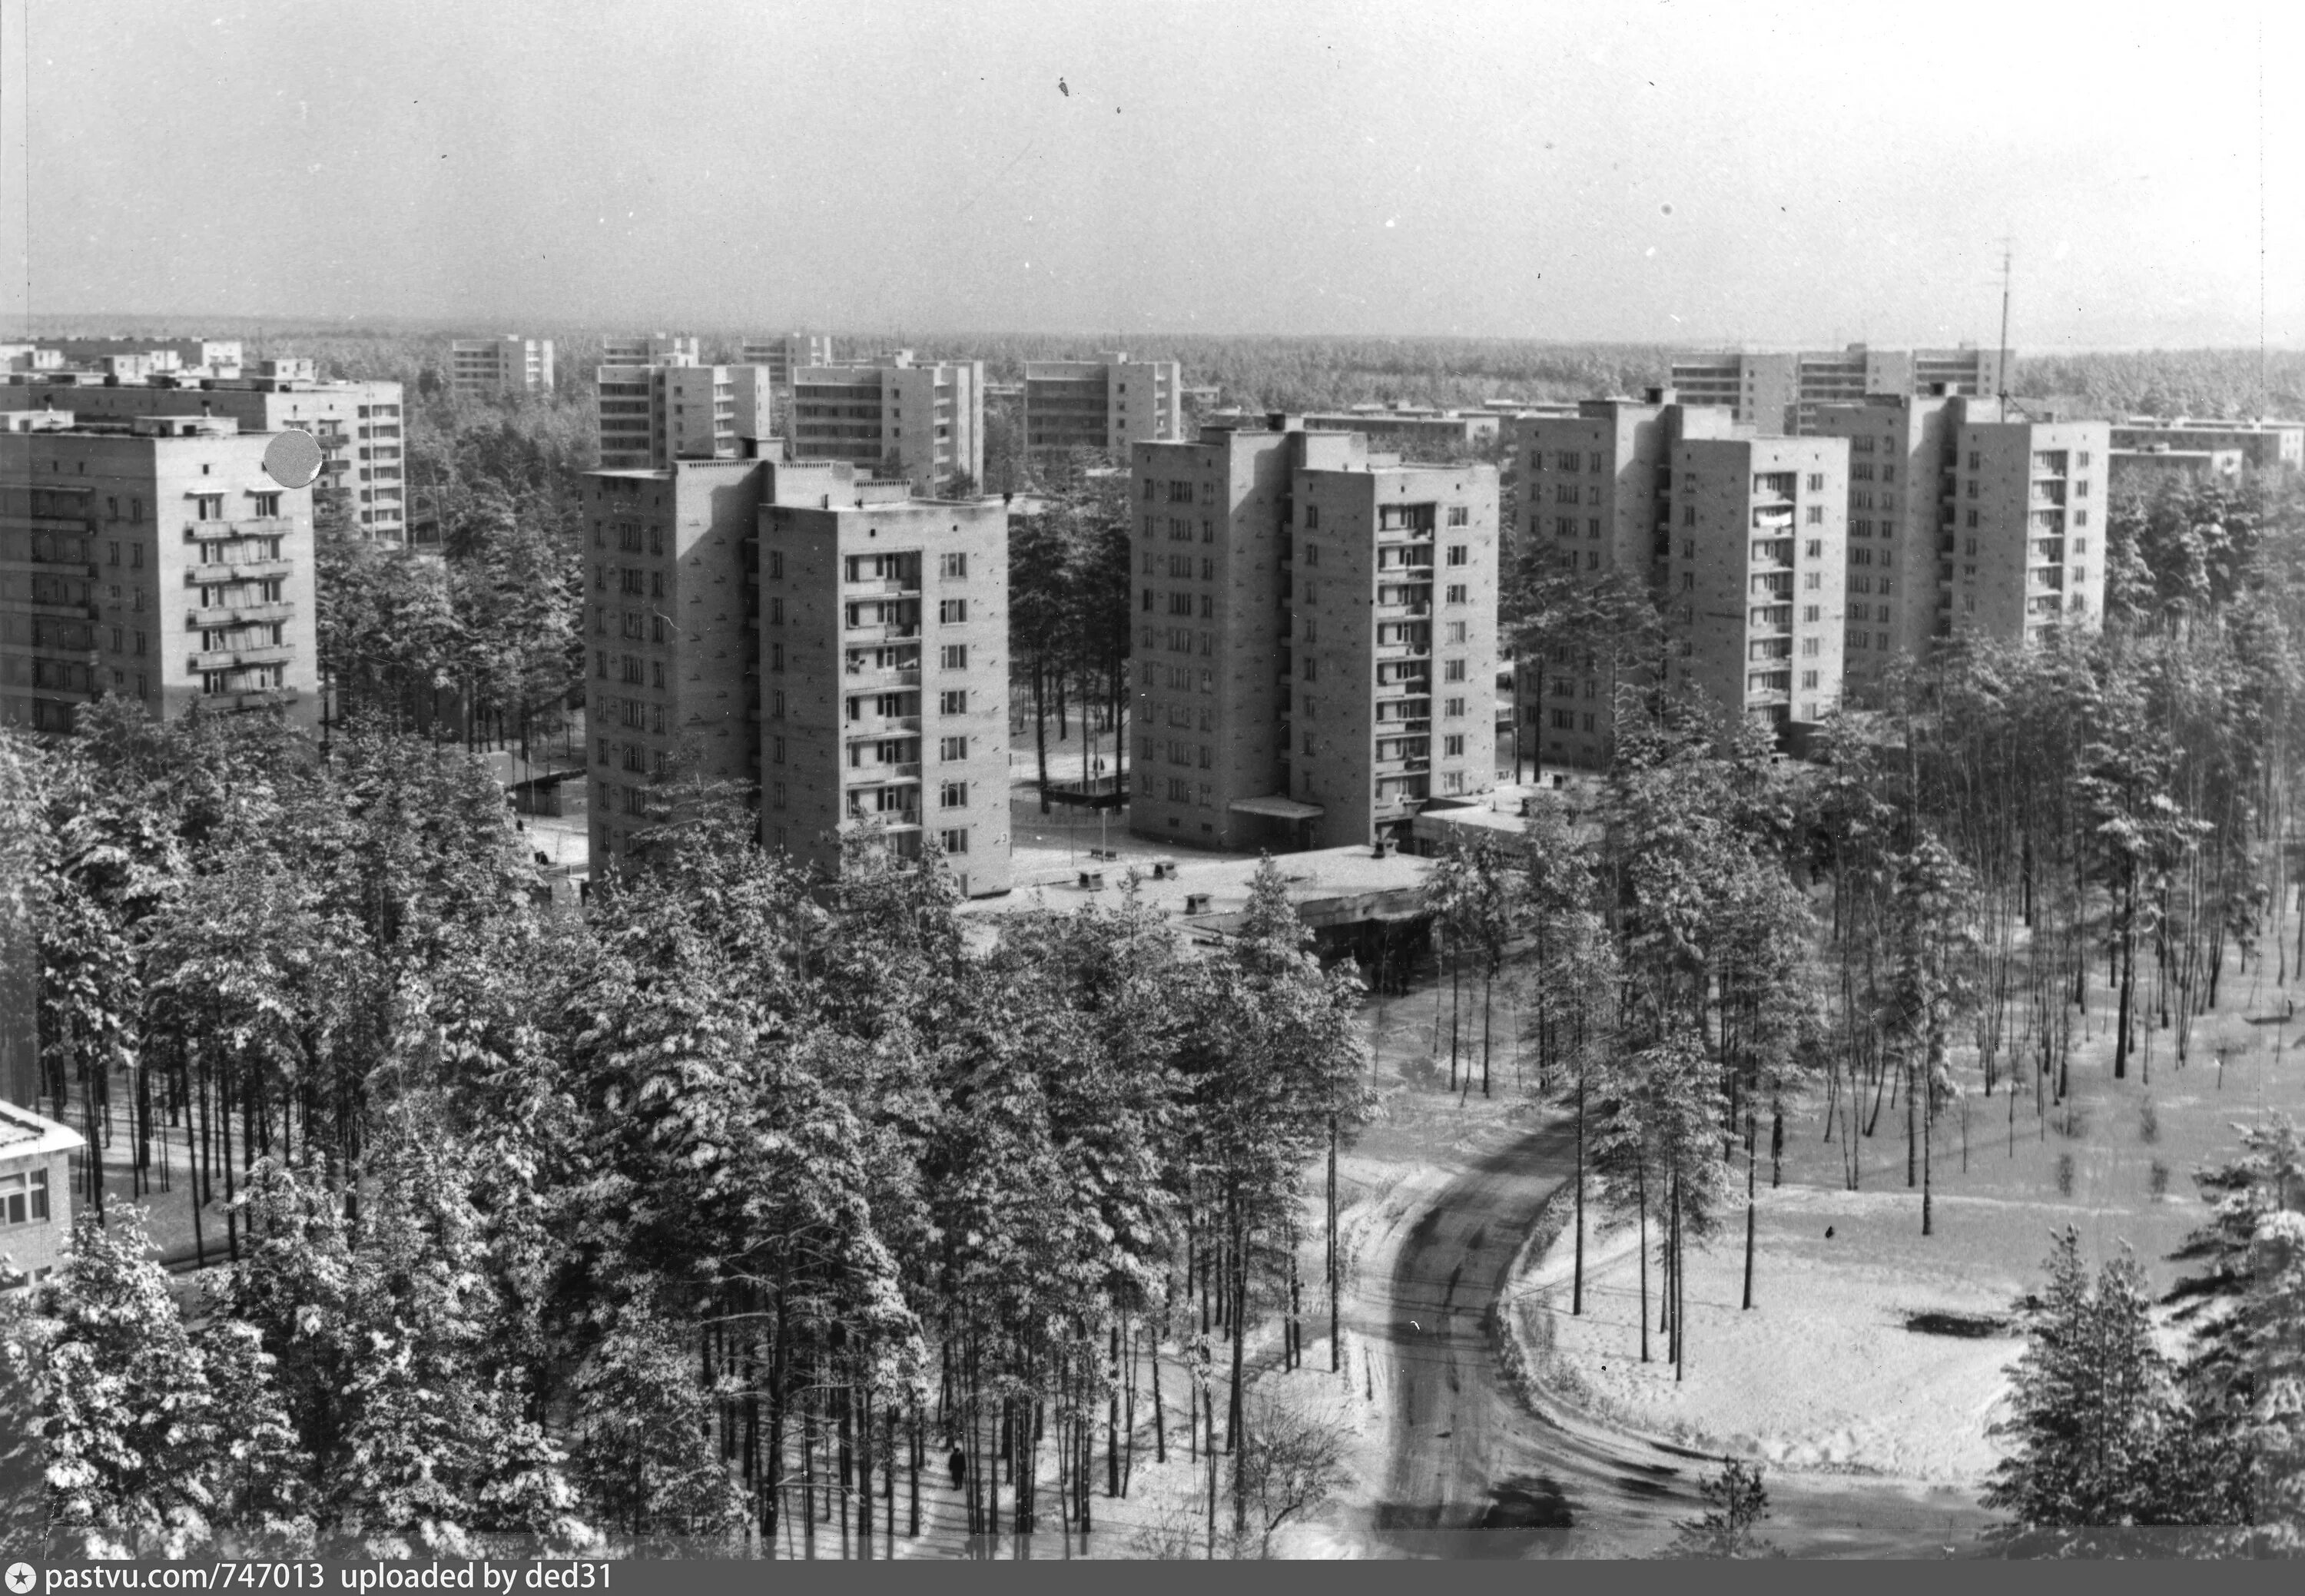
<box><xmin>1367</xmin><ymin>1122</ymin><xmax>1992</xmax><ymax>1558</ymax></box>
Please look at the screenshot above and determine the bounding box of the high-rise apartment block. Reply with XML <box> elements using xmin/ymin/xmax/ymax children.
<box><xmin>1508</xmin><ymin>392</ymin><xmax>1743</xmax><ymax>770</ymax></box>
<box><xmin>1811</xmin><ymin>394</ymin><xmax>2108</xmax><ymax>675</ymax></box>
<box><xmin>1</xmin><ymin>409</ymin><xmax>319</xmax><ymax>735</ymax></box>
<box><xmin>2</xmin><ymin>368</ymin><xmax>408</xmax><ymax>543</ymax></box>
<box><xmin>741</xmin><ymin>333</ymin><xmax>836</xmax><ymax>390</ymax></box>
<box><xmin>1128</xmin><ymin>417</ymin><xmax>1498</xmax><ymax>852</ymax></box>
<box><xmin>602</xmin><ymin>334</ymin><xmax>702</xmax><ymax>369</ymax></box>
<box><xmin>789</xmin><ymin>353</ymin><xmax>984</xmax><ymax>498</ymax></box>
<box><xmin>1668</xmin><ymin>346</ymin><xmax>2006</xmax><ymax>434</ymax></box>
<box><xmin>450</xmin><ymin>336</ymin><xmax>556</xmax><ymax>397</ymax></box>
<box><xmin>593</xmin><ymin>340</ymin><xmax>771</xmax><ymax>472</ymax></box>
<box><xmin>1023</xmin><ymin>353</ymin><xmax>1181</xmax><ymax>453</ymax></box>
<box><xmin>1664</xmin><ymin>436</ymin><xmax>1851</xmax><ymax>732</ymax></box>
<box><xmin>582</xmin><ymin>453</ymin><xmax>1010</xmax><ymax>895</ymax></box>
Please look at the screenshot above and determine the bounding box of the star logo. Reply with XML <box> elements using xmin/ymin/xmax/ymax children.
<box><xmin>5</xmin><ymin>1562</ymin><xmax>36</xmax><ymax>1595</ymax></box>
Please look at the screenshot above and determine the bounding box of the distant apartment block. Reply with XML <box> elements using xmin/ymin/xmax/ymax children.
<box><xmin>450</xmin><ymin>335</ymin><xmax>556</xmax><ymax>397</ymax></box>
<box><xmin>1</xmin><ymin>409</ymin><xmax>320</xmax><ymax>736</ymax></box>
<box><xmin>1302</xmin><ymin>406</ymin><xmax>1502</xmax><ymax>453</ymax></box>
<box><xmin>1023</xmin><ymin>352</ymin><xmax>1181</xmax><ymax>453</ymax></box>
<box><xmin>1668</xmin><ymin>346</ymin><xmax>2006</xmax><ymax>433</ymax></box>
<box><xmin>790</xmin><ymin>352</ymin><xmax>983</xmax><ymax>497</ymax></box>
<box><xmin>602</xmin><ymin>333</ymin><xmax>702</xmax><ymax>369</ymax></box>
<box><xmin>741</xmin><ymin>333</ymin><xmax>836</xmax><ymax>390</ymax></box>
<box><xmin>2110</xmin><ymin>418</ymin><xmax>2302</xmax><ymax>471</ymax></box>
<box><xmin>17</xmin><ymin>337</ymin><xmax>243</xmax><ymax>379</ymax></box>
<box><xmin>1129</xmin><ymin>416</ymin><xmax>1498</xmax><ymax>853</ymax></box>
<box><xmin>2</xmin><ymin>367</ymin><xmax>408</xmax><ymax>543</ymax></box>
<box><xmin>1507</xmin><ymin>390</ymin><xmax>1743</xmax><ymax>770</ymax></box>
<box><xmin>1665</xmin><ymin>436</ymin><xmax>1851</xmax><ymax>733</ymax></box>
<box><xmin>582</xmin><ymin>453</ymin><xmax>1010</xmax><ymax>895</ymax></box>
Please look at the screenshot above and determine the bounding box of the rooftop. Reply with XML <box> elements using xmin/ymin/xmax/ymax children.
<box><xmin>0</xmin><ymin>1100</ymin><xmax>85</xmax><ymax>1160</ymax></box>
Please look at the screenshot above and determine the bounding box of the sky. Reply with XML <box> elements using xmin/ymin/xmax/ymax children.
<box><xmin>0</xmin><ymin>0</ymin><xmax>2297</xmax><ymax>348</ymax></box>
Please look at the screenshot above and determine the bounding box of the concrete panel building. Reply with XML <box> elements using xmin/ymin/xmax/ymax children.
<box><xmin>450</xmin><ymin>336</ymin><xmax>556</xmax><ymax>397</ymax></box>
<box><xmin>1</xmin><ymin>410</ymin><xmax>320</xmax><ymax>736</ymax></box>
<box><xmin>1807</xmin><ymin>392</ymin><xmax>1960</xmax><ymax>691</ymax></box>
<box><xmin>1023</xmin><ymin>353</ymin><xmax>1182</xmax><ymax>454</ymax></box>
<box><xmin>2111</xmin><ymin>446</ymin><xmax>2245</xmax><ymax>486</ymax></box>
<box><xmin>38</xmin><ymin>337</ymin><xmax>242</xmax><ymax>378</ymax></box>
<box><xmin>742</xmin><ymin>333</ymin><xmax>836</xmax><ymax>391</ymax></box>
<box><xmin>1129</xmin><ymin>416</ymin><xmax>1497</xmax><ymax>853</ymax></box>
<box><xmin>582</xmin><ymin>453</ymin><xmax>1010</xmax><ymax>895</ymax></box>
<box><xmin>1507</xmin><ymin>391</ymin><xmax>1743</xmax><ymax>770</ymax></box>
<box><xmin>0</xmin><ymin>1100</ymin><xmax>81</xmax><ymax>1289</ymax></box>
<box><xmin>1945</xmin><ymin>411</ymin><xmax>2109</xmax><ymax>647</ymax></box>
<box><xmin>790</xmin><ymin>353</ymin><xmax>984</xmax><ymax>497</ymax></box>
<box><xmin>1302</xmin><ymin>407</ymin><xmax>1501</xmax><ymax>453</ymax></box>
<box><xmin>1669</xmin><ymin>346</ymin><xmax>2005</xmax><ymax>433</ymax></box>
<box><xmin>595</xmin><ymin>360</ymin><xmax>772</xmax><ymax>472</ymax></box>
<box><xmin>2</xmin><ymin>369</ymin><xmax>409</xmax><ymax>543</ymax></box>
<box><xmin>2111</xmin><ymin>419</ymin><xmax>2302</xmax><ymax>471</ymax></box>
<box><xmin>602</xmin><ymin>333</ymin><xmax>702</xmax><ymax>369</ymax></box>
<box><xmin>1666</xmin><ymin>436</ymin><xmax>1851</xmax><ymax>735</ymax></box>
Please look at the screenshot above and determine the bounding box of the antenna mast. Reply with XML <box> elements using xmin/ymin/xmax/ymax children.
<box><xmin>1996</xmin><ymin>244</ymin><xmax>2012</xmax><ymax>408</ymax></box>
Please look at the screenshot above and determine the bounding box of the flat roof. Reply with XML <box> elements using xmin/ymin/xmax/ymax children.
<box><xmin>960</xmin><ymin>842</ymin><xmax>1431</xmax><ymax>939</ymax></box>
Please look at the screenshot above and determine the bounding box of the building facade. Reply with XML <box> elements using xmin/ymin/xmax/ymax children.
<box><xmin>594</xmin><ymin>359</ymin><xmax>772</xmax><ymax>472</ymax></box>
<box><xmin>1807</xmin><ymin>392</ymin><xmax>1959</xmax><ymax>691</ymax></box>
<box><xmin>1667</xmin><ymin>346</ymin><xmax>2006</xmax><ymax>433</ymax></box>
<box><xmin>1666</xmin><ymin>436</ymin><xmax>1851</xmax><ymax>734</ymax></box>
<box><xmin>2</xmin><ymin>369</ymin><xmax>410</xmax><ymax>543</ymax></box>
<box><xmin>742</xmin><ymin>333</ymin><xmax>836</xmax><ymax>391</ymax></box>
<box><xmin>1507</xmin><ymin>392</ymin><xmax>1743</xmax><ymax>770</ymax></box>
<box><xmin>1128</xmin><ymin>417</ymin><xmax>1497</xmax><ymax>853</ymax></box>
<box><xmin>1</xmin><ymin>410</ymin><xmax>320</xmax><ymax>735</ymax></box>
<box><xmin>450</xmin><ymin>336</ymin><xmax>556</xmax><ymax>397</ymax></box>
<box><xmin>1023</xmin><ymin>353</ymin><xmax>1181</xmax><ymax>453</ymax></box>
<box><xmin>0</xmin><ymin>1100</ymin><xmax>81</xmax><ymax>1289</ymax></box>
<box><xmin>582</xmin><ymin>454</ymin><xmax>1010</xmax><ymax>895</ymax></box>
<box><xmin>789</xmin><ymin>353</ymin><xmax>984</xmax><ymax>496</ymax></box>
<box><xmin>35</xmin><ymin>337</ymin><xmax>242</xmax><ymax>378</ymax></box>
<box><xmin>1944</xmin><ymin>410</ymin><xmax>2109</xmax><ymax>647</ymax></box>
<box><xmin>2110</xmin><ymin>419</ymin><xmax>2302</xmax><ymax>472</ymax></box>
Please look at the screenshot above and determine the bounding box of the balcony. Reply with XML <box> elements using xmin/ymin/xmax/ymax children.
<box><xmin>188</xmin><ymin>600</ymin><xmax>294</xmax><ymax>628</ymax></box>
<box><xmin>25</xmin><ymin>596</ymin><xmax>97</xmax><ymax>620</ymax></box>
<box><xmin>844</xmin><ymin>578</ymin><xmax>921</xmax><ymax>596</ymax></box>
<box><xmin>211</xmin><ymin>686</ymin><xmax>302</xmax><ymax>711</ymax></box>
<box><xmin>190</xmin><ymin>643</ymin><xmax>294</xmax><ymax>671</ymax></box>
<box><xmin>1377</xmin><ymin>599</ymin><xmax>1432</xmax><ymax>617</ymax></box>
<box><xmin>845</xmin><ymin>714</ymin><xmax>924</xmax><ymax>737</ymax></box>
<box><xmin>843</xmin><ymin>622</ymin><xmax>921</xmax><ymax>642</ymax></box>
<box><xmin>184</xmin><ymin>516</ymin><xmax>292</xmax><ymax>544</ymax></box>
<box><xmin>188</xmin><ymin>558</ymin><xmax>294</xmax><ymax>585</ymax></box>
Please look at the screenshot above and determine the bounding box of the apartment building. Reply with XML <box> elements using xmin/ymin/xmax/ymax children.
<box><xmin>450</xmin><ymin>335</ymin><xmax>556</xmax><ymax>397</ymax></box>
<box><xmin>1023</xmin><ymin>352</ymin><xmax>1181</xmax><ymax>453</ymax></box>
<box><xmin>1128</xmin><ymin>416</ymin><xmax>1497</xmax><ymax>853</ymax></box>
<box><xmin>0</xmin><ymin>410</ymin><xmax>320</xmax><ymax>735</ymax></box>
<box><xmin>1303</xmin><ymin>407</ymin><xmax>1501</xmax><ymax>453</ymax></box>
<box><xmin>1943</xmin><ymin>410</ymin><xmax>2109</xmax><ymax>647</ymax></box>
<box><xmin>2111</xmin><ymin>446</ymin><xmax>2245</xmax><ymax>486</ymax></box>
<box><xmin>1507</xmin><ymin>391</ymin><xmax>1743</xmax><ymax>770</ymax></box>
<box><xmin>602</xmin><ymin>333</ymin><xmax>702</xmax><ymax>369</ymax></box>
<box><xmin>37</xmin><ymin>337</ymin><xmax>242</xmax><ymax>378</ymax></box>
<box><xmin>2111</xmin><ymin>418</ymin><xmax>2302</xmax><ymax>472</ymax></box>
<box><xmin>2</xmin><ymin>368</ymin><xmax>410</xmax><ymax>543</ymax></box>
<box><xmin>789</xmin><ymin>353</ymin><xmax>983</xmax><ymax>497</ymax></box>
<box><xmin>1667</xmin><ymin>346</ymin><xmax>2005</xmax><ymax>433</ymax></box>
<box><xmin>741</xmin><ymin>333</ymin><xmax>836</xmax><ymax>390</ymax></box>
<box><xmin>1807</xmin><ymin>393</ymin><xmax>1959</xmax><ymax>689</ymax></box>
<box><xmin>594</xmin><ymin>359</ymin><xmax>771</xmax><ymax>472</ymax></box>
<box><xmin>1665</xmin><ymin>436</ymin><xmax>1851</xmax><ymax>734</ymax></box>
<box><xmin>0</xmin><ymin>1100</ymin><xmax>81</xmax><ymax>1288</ymax></box>
<box><xmin>582</xmin><ymin>453</ymin><xmax>1010</xmax><ymax>895</ymax></box>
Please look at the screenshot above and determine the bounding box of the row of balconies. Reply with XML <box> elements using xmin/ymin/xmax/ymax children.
<box><xmin>183</xmin><ymin>516</ymin><xmax>292</xmax><ymax>544</ymax></box>
<box><xmin>189</xmin><ymin>643</ymin><xmax>294</xmax><ymax>672</ymax></box>
<box><xmin>189</xmin><ymin>600</ymin><xmax>295</xmax><ymax>628</ymax></box>
<box><xmin>187</xmin><ymin>559</ymin><xmax>293</xmax><ymax>585</ymax></box>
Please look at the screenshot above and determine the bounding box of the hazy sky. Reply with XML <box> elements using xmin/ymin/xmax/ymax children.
<box><xmin>1</xmin><ymin>0</ymin><xmax>2297</xmax><ymax>347</ymax></box>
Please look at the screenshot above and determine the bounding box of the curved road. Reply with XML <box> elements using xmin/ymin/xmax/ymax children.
<box><xmin>1365</xmin><ymin>1121</ymin><xmax>1992</xmax><ymax>1558</ymax></box>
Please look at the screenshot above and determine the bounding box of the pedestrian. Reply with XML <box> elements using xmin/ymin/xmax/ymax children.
<box><xmin>947</xmin><ymin>1448</ymin><xmax>966</xmax><ymax>1490</ymax></box>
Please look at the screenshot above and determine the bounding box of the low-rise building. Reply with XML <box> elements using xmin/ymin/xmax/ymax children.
<box><xmin>2110</xmin><ymin>445</ymin><xmax>2246</xmax><ymax>486</ymax></box>
<box><xmin>2110</xmin><ymin>418</ymin><xmax>2302</xmax><ymax>472</ymax></box>
<box><xmin>0</xmin><ymin>1100</ymin><xmax>79</xmax><ymax>1289</ymax></box>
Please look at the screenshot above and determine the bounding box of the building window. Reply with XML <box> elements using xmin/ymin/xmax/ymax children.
<box><xmin>0</xmin><ymin>1167</ymin><xmax>48</xmax><ymax>1226</ymax></box>
<box><xmin>940</xmin><ymin>735</ymin><xmax>968</xmax><ymax>761</ymax></box>
<box><xmin>938</xmin><ymin>599</ymin><xmax>967</xmax><ymax>624</ymax></box>
<box><xmin>1445</xmin><ymin>621</ymin><xmax>1468</xmax><ymax>643</ymax></box>
<box><xmin>1447</xmin><ymin>506</ymin><xmax>1470</xmax><ymax>526</ymax></box>
<box><xmin>1445</xmin><ymin>583</ymin><xmax>1467</xmax><ymax>605</ymax></box>
<box><xmin>940</xmin><ymin>781</ymin><xmax>969</xmax><ymax>809</ymax></box>
<box><xmin>771</xmin><ymin>735</ymin><xmax>785</xmax><ymax>765</ymax></box>
<box><xmin>1444</xmin><ymin>734</ymin><xmax>1465</xmax><ymax>757</ymax></box>
<box><xmin>194</xmin><ymin>494</ymin><xmax>223</xmax><ymax>520</ymax></box>
<box><xmin>1444</xmin><ymin>659</ymin><xmax>1467</xmax><ymax>682</ymax></box>
<box><xmin>1801</xmin><ymin>670</ymin><xmax>1819</xmax><ymax>690</ymax></box>
<box><xmin>1444</xmin><ymin>696</ymin><xmax>1466</xmax><ymax>718</ymax></box>
<box><xmin>941</xmin><ymin>828</ymin><xmax>970</xmax><ymax>854</ymax></box>
<box><xmin>1806</xmin><ymin>506</ymin><xmax>1823</xmax><ymax>524</ymax></box>
<box><xmin>1446</xmin><ymin>544</ymin><xmax>1468</xmax><ymax>566</ymax></box>
<box><xmin>940</xmin><ymin>552</ymin><xmax>968</xmax><ymax>578</ymax></box>
<box><xmin>939</xmin><ymin>689</ymin><xmax>968</xmax><ymax>715</ymax></box>
<box><xmin>253</xmin><ymin>492</ymin><xmax>281</xmax><ymax>516</ymax></box>
<box><xmin>941</xmin><ymin>644</ymin><xmax>968</xmax><ymax>669</ymax></box>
